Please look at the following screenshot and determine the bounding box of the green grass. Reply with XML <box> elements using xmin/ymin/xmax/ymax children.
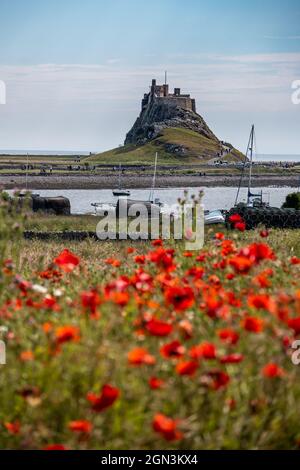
<box><xmin>85</xmin><ymin>128</ymin><xmax>244</xmax><ymax>165</ymax></box>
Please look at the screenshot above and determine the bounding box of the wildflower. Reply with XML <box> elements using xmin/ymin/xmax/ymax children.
<box><xmin>189</xmin><ymin>342</ymin><xmax>217</xmax><ymax>360</ymax></box>
<box><xmin>217</xmin><ymin>328</ymin><xmax>239</xmax><ymax>345</ymax></box>
<box><xmin>229</xmin><ymin>256</ymin><xmax>253</xmax><ymax>274</ymax></box>
<box><xmin>248</xmin><ymin>294</ymin><xmax>276</xmax><ymax>313</ymax></box>
<box><xmin>235</xmin><ymin>221</ymin><xmax>246</xmax><ymax>232</ymax></box>
<box><xmin>127</xmin><ymin>247</ymin><xmax>135</xmax><ymax>254</ymax></box>
<box><xmin>260</xmin><ymin>229</ymin><xmax>269</xmax><ymax>238</ymax></box>
<box><xmin>151</xmin><ymin>239</ymin><xmax>163</xmax><ymax>246</ymax></box>
<box><xmin>149</xmin><ymin>377</ymin><xmax>165</xmax><ymax>389</ymax></box>
<box><xmin>44</xmin><ymin>444</ymin><xmax>67</xmax><ymax>450</ymax></box>
<box><xmin>229</xmin><ymin>214</ymin><xmax>243</xmax><ymax>224</ymax></box>
<box><xmin>4</xmin><ymin>421</ymin><xmax>20</xmax><ymax>434</ymax></box>
<box><xmin>55</xmin><ymin>325</ymin><xmax>80</xmax><ymax>345</ymax></box>
<box><xmin>176</xmin><ymin>360</ymin><xmax>198</xmax><ymax>376</ymax></box>
<box><xmin>146</xmin><ymin>318</ymin><xmax>173</xmax><ymax>337</ymax></box>
<box><xmin>160</xmin><ymin>340</ymin><xmax>185</xmax><ymax>359</ymax></box>
<box><xmin>220</xmin><ymin>353</ymin><xmax>244</xmax><ymax>364</ymax></box>
<box><xmin>134</xmin><ymin>255</ymin><xmax>146</xmax><ymax>264</ymax></box>
<box><xmin>290</xmin><ymin>256</ymin><xmax>300</xmax><ymax>265</ymax></box>
<box><xmin>109</xmin><ymin>291</ymin><xmax>130</xmax><ymax>307</ymax></box>
<box><xmin>87</xmin><ymin>384</ymin><xmax>120</xmax><ymax>412</ymax></box>
<box><xmin>242</xmin><ymin>316</ymin><xmax>264</xmax><ymax>333</ymax></box>
<box><xmin>204</xmin><ymin>370</ymin><xmax>230</xmax><ymax>390</ymax></box>
<box><xmin>148</xmin><ymin>247</ymin><xmax>175</xmax><ymax>271</ymax></box>
<box><xmin>105</xmin><ymin>257</ymin><xmax>121</xmax><ymax>267</ymax></box>
<box><xmin>19</xmin><ymin>350</ymin><xmax>34</xmax><ymax>362</ymax></box>
<box><xmin>215</xmin><ymin>232</ymin><xmax>225</xmax><ymax>240</ymax></box>
<box><xmin>54</xmin><ymin>249</ymin><xmax>79</xmax><ymax>272</ymax></box>
<box><xmin>152</xmin><ymin>414</ymin><xmax>182</xmax><ymax>441</ymax></box>
<box><xmin>81</xmin><ymin>289</ymin><xmax>101</xmax><ymax>315</ymax></box>
<box><xmin>288</xmin><ymin>317</ymin><xmax>300</xmax><ymax>335</ymax></box>
<box><xmin>68</xmin><ymin>420</ymin><xmax>92</xmax><ymax>434</ymax></box>
<box><xmin>128</xmin><ymin>347</ymin><xmax>155</xmax><ymax>365</ymax></box>
<box><xmin>262</xmin><ymin>363</ymin><xmax>285</xmax><ymax>378</ymax></box>
<box><xmin>164</xmin><ymin>285</ymin><xmax>195</xmax><ymax>312</ymax></box>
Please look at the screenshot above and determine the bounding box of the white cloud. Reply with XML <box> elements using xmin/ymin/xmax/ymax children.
<box><xmin>0</xmin><ymin>52</ymin><xmax>299</xmax><ymax>152</ymax></box>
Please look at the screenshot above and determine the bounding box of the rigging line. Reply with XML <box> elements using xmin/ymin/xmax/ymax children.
<box><xmin>234</xmin><ymin>127</ymin><xmax>252</xmax><ymax>206</ymax></box>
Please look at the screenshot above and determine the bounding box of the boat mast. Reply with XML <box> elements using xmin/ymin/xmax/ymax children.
<box><xmin>247</xmin><ymin>125</ymin><xmax>255</xmax><ymax>205</ymax></box>
<box><xmin>234</xmin><ymin>124</ymin><xmax>254</xmax><ymax>206</ymax></box>
<box><xmin>118</xmin><ymin>163</ymin><xmax>121</xmax><ymax>189</ymax></box>
<box><xmin>25</xmin><ymin>152</ymin><xmax>29</xmax><ymax>191</ymax></box>
<box><xmin>149</xmin><ymin>152</ymin><xmax>158</xmax><ymax>202</ymax></box>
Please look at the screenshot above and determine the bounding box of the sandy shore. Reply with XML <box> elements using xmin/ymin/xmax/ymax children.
<box><xmin>0</xmin><ymin>173</ymin><xmax>299</xmax><ymax>190</ymax></box>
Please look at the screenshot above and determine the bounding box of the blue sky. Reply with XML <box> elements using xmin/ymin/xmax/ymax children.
<box><xmin>0</xmin><ymin>0</ymin><xmax>299</xmax><ymax>153</ymax></box>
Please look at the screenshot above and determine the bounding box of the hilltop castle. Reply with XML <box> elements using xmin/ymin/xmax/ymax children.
<box><xmin>141</xmin><ymin>78</ymin><xmax>196</xmax><ymax>113</ymax></box>
<box><xmin>125</xmin><ymin>77</ymin><xmax>218</xmax><ymax>146</ymax></box>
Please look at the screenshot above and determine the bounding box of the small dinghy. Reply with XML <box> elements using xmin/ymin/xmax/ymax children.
<box><xmin>112</xmin><ymin>164</ymin><xmax>131</xmax><ymax>197</ymax></box>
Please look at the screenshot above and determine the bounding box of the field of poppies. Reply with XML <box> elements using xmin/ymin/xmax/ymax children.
<box><xmin>0</xmin><ymin>198</ymin><xmax>300</xmax><ymax>449</ymax></box>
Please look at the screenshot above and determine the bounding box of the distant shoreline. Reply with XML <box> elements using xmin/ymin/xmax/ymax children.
<box><xmin>1</xmin><ymin>173</ymin><xmax>299</xmax><ymax>190</ymax></box>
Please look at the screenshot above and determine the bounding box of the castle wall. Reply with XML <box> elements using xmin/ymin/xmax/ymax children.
<box><xmin>155</xmin><ymin>96</ymin><xmax>194</xmax><ymax>112</ymax></box>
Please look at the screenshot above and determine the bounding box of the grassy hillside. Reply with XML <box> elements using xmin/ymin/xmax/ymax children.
<box><xmin>85</xmin><ymin>128</ymin><xmax>244</xmax><ymax>165</ymax></box>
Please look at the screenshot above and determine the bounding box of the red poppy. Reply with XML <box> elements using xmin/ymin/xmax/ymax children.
<box><xmin>87</xmin><ymin>384</ymin><xmax>120</xmax><ymax>412</ymax></box>
<box><xmin>134</xmin><ymin>255</ymin><xmax>146</xmax><ymax>264</ymax></box>
<box><xmin>160</xmin><ymin>340</ymin><xmax>185</xmax><ymax>359</ymax></box>
<box><xmin>189</xmin><ymin>342</ymin><xmax>217</xmax><ymax>360</ymax></box>
<box><xmin>248</xmin><ymin>294</ymin><xmax>276</xmax><ymax>313</ymax></box>
<box><xmin>288</xmin><ymin>317</ymin><xmax>300</xmax><ymax>335</ymax></box>
<box><xmin>217</xmin><ymin>328</ymin><xmax>239</xmax><ymax>345</ymax></box>
<box><xmin>4</xmin><ymin>421</ymin><xmax>20</xmax><ymax>435</ymax></box>
<box><xmin>290</xmin><ymin>256</ymin><xmax>300</xmax><ymax>265</ymax></box>
<box><xmin>152</xmin><ymin>413</ymin><xmax>182</xmax><ymax>441</ymax></box>
<box><xmin>105</xmin><ymin>257</ymin><xmax>121</xmax><ymax>267</ymax></box>
<box><xmin>54</xmin><ymin>249</ymin><xmax>80</xmax><ymax>272</ymax></box>
<box><xmin>151</xmin><ymin>239</ymin><xmax>163</xmax><ymax>246</ymax></box>
<box><xmin>81</xmin><ymin>289</ymin><xmax>101</xmax><ymax>315</ymax></box>
<box><xmin>128</xmin><ymin>347</ymin><xmax>156</xmax><ymax>365</ymax></box>
<box><xmin>68</xmin><ymin>420</ymin><xmax>92</xmax><ymax>433</ymax></box>
<box><xmin>220</xmin><ymin>353</ymin><xmax>244</xmax><ymax>364</ymax></box>
<box><xmin>164</xmin><ymin>285</ymin><xmax>195</xmax><ymax>312</ymax></box>
<box><xmin>44</xmin><ymin>444</ymin><xmax>67</xmax><ymax>450</ymax></box>
<box><xmin>242</xmin><ymin>316</ymin><xmax>264</xmax><ymax>333</ymax></box>
<box><xmin>55</xmin><ymin>325</ymin><xmax>80</xmax><ymax>345</ymax></box>
<box><xmin>149</xmin><ymin>247</ymin><xmax>175</xmax><ymax>271</ymax></box>
<box><xmin>234</xmin><ymin>221</ymin><xmax>246</xmax><ymax>232</ymax></box>
<box><xmin>205</xmin><ymin>370</ymin><xmax>230</xmax><ymax>390</ymax></box>
<box><xmin>229</xmin><ymin>214</ymin><xmax>243</xmax><ymax>223</ymax></box>
<box><xmin>230</xmin><ymin>254</ymin><xmax>254</xmax><ymax>274</ymax></box>
<box><xmin>110</xmin><ymin>291</ymin><xmax>130</xmax><ymax>307</ymax></box>
<box><xmin>246</xmin><ymin>243</ymin><xmax>275</xmax><ymax>263</ymax></box>
<box><xmin>262</xmin><ymin>363</ymin><xmax>285</xmax><ymax>378</ymax></box>
<box><xmin>260</xmin><ymin>229</ymin><xmax>269</xmax><ymax>238</ymax></box>
<box><xmin>146</xmin><ymin>318</ymin><xmax>173</xmax><ymax>337</ymax></box>
<box><xmin>149</xmin><ymin>376</ymin><xmax>165</xmax><ymax>389</ymax></box>
<box><xmin>215</xmin><ymin>232</ymin><xmax>225</xmax><ymax>240</ymax></box>
<box><xmin>176</xmin><ymin>360</ymin><xmax>198</xmax><ymax>376</ymax></box>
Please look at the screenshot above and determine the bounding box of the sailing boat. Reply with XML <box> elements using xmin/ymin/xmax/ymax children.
<box><xmin>234</xmin><ymin>125</ymin><xmax>265</xmax><ymax>207</ymax></box>
<box><xmin>119</xmin><ymin>152</ymin><xmax>161</xmax><ymax>213</ymax></box>
<box><xmin>112</xmin><ymin>164</ymin><xmax>130</xmax><ymax>197</ymax></box>
<box><xmin>149</xmin><ymin>152</ymin><xmax>161</xmax><ymax>205</ymax></box>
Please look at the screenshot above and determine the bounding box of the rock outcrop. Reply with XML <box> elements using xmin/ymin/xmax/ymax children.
<box><xmin>125</xmin><ymin>98</ymin><xmax>219</xmax><ymax>146</ymax></box>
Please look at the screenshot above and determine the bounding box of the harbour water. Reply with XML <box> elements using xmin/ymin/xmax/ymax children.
<box><xmin>22</xmin><ymin>187</ymin><xmax>297</xmax><ymax>215</ymax></box>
